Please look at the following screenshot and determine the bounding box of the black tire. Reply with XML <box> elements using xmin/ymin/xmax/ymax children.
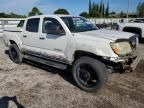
<box><xmin>9</xmin><ymin>44</ymin><xmax>23</xmax><ymax>64</ymax></box>
<box><xmin>72</xmin><ymin>56</ymin><xmax>107</xmax><ymax>92</ymax></box>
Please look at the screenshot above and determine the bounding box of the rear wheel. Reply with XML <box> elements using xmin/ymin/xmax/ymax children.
<box><xmin>72</xmin><ymin>56</ymin><xmax>107</xmax><ymax>92</ymax></box>
<box><xmin>9</xmin><ymin>44</ymin><xmax>23</xmax><ymax>64</ymax></box>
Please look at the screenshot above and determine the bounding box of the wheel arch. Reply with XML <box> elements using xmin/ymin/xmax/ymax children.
<box><xmin>73</xmin><ymin>50</ymin><xmax>103</xmax><ymax>63</ymax></box>
<box><xmin>9</xmin><ymin>39</ymin><xmax>22</xmax><ymax>50</ymax></box>
<box><xmin>9</xmin><ymin>40</ymin><xmax>17</xmax><ymax>45</ymax></box>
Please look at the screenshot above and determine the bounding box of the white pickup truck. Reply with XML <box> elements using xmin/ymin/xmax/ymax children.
<box><xmin>3</xmin><ymin>15</ymin><xmax>138</xmax><ymax>92</ymax></box>
<box><xmin>117</xmin><ymin>18</ymin><xmax>144</xmax><ymax>42</ymax></box>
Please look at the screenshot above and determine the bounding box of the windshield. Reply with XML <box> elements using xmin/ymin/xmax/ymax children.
<box><xmin>61</xmin><ymin>17</ymin><xmax>98</xmax><ymax>32</ymax></box>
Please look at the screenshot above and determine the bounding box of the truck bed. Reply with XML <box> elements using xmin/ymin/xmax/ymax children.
<box><xmin>4</xmin><ymin>27</ymin><xmax>22</xmax><ymax>32</ymax></box>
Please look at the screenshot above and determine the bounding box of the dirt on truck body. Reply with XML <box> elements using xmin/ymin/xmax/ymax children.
<box><xmin>0</xmin><ymin>38</ymin><xmax>144</xmax><ymax>108</ymax></box>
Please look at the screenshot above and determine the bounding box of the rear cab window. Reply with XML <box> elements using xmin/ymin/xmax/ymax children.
<box><xmin>26</xmin><ymin>18</ymin><xmax>40</xmax><ymax>32</ymax></box>
<box><xmin>17</xmin><ymin>20</ymin><xmax>25</xmax><ymax>27</ymax></box>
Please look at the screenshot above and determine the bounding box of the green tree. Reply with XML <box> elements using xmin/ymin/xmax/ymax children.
<box><xmin>137</xmin><ymin>2</ymin><xmax>141</xmax><ymax>17</ymax></box>
<box><xmin>79</xmin><ymin>12</ymin><xmax>89</xmax><ymax>18</ymax></box>
<box><xmin>142</xmin><ymin>3</ymin><xmax>144</xmax><ymax>17</ymax></box>
<box><xmin>0</xmin><ymin>12</ymin><xmax>26</xmax><ymax>18</ymax></box>
<box><xmin>28</xmin><ymin>7</ymin><xmax>43</xmax><ymax>16</ymax></box>
<box><xmin>54</xmin><ymin>9</ymin><xmax>69</xmax><ymax>15</ymax></box>
<box><xmin>88</xmin><ymin>0</ymin><xmax>108</xmax><ymax>18</ymax></box>
<box><xmin>89</xmin><ymin>1</ymin><xmax>101</xmax><ymax>18</ymax></box>
<box><xmin>137</xmin><ymin>2</ymin><xmax>144</xmax><ymax>17</ymax></box>
<box><xmin>89</xmin><ymin>0</ymin><xmax>92</xmax><ymax>14</ymax></box>
<box><xmin>99</xmin><ymin>0</ymin><xmax>103</xmax><ymax>17</ymax></box>
<box><xmin>92</xmin><ymin>2</ymin><xmax>100</xmax><ymax>17</ymax></box>
<box><xmin>120</xmin><ymin>11</ymin><xmax>125</xmax><ymax>18</ymax></box>
<box><xmin>105</xmin><ymin>2</ymin><xmax>109</xmax><ymax>17</ymax></box>
<box><xmin>0</xmin><ymin>13</ymin><xmax>6</xmax><ymax>18</ymax></box>
<box><xmin>102</xmin><ymin>3</ymin><xmax>105</xmax><ymax>17</ymax></box>
<box><xmin>90</xmin><ymin>2</ymin><xmax>96</xmax><ymax>17</ymax></box>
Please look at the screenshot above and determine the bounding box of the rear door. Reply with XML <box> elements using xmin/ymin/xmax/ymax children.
<box><xmin>22</xmin><ymin>18</ymin><xmax>40</xmax><ymax>51</ymax></box>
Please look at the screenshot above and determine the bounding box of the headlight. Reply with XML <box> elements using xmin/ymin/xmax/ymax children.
<box><xmin>110</xmin><ymin>42</ymin><xmax>132</xmax><ymax>56</ymax></box>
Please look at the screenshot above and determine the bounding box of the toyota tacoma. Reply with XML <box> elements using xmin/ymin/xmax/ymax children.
<box><xmin>3</xmin><ymin>15</ymin><xmax>139</xmax><ymax>92</ymax></box>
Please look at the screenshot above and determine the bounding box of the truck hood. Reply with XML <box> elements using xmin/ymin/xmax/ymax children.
<box><xmin>77</xmin><ymin>29</ymin><xmax>134</xmax><ymax>41</ymax></box>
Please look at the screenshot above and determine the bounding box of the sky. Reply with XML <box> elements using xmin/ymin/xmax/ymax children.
<box><xmin>0</xmin><ymin>0</ymin><xmax>143</xmax><ymax>16</ymax></box>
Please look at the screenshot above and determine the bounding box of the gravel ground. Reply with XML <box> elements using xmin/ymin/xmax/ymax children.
<box><xmin>0</xmin><ymin>38</ymin><xmax>144</xmax><ymax>108</ymax></box>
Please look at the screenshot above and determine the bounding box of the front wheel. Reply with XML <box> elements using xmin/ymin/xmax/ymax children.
<box><xmin>9</xmin><ymin>44</ymin><xmax>23</xmax><ymax>64</ymax></box>
<box><xmin>72</xmin><ymin>57</ymin><xmax>107</xmax><ymax>92</ymax></box>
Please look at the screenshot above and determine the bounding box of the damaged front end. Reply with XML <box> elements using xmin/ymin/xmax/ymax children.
<box><xmin>106</xmin><ymin>35</ymin><xmax>142</xmax><ymax>72</ymax></box>
<box><xmin>114</xmin><ymin>55</ymin><xmax>141</xmax><ymax>72</ymax></box>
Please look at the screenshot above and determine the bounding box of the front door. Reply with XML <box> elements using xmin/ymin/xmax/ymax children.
<box><xmin>38</xmin><ymin>17</ymin><xmax>67</xmax><ymax>61</ymax></box>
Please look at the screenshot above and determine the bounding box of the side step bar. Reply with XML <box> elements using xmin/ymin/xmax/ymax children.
<box><xmin>24</xmin><ymin>55</ymin><xmax>67</xmax><ymax>70</ymax></box>
<box><xmin>130</xmin><ymin>55</ymin><xmax>143</xmax><ymax>72</ymax></box>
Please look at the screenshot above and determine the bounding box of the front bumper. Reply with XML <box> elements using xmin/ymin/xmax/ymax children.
<box><xmin>104</xmin><ymin>53</ymin><xmax>141</xmax><ymax>72</ymax></box>
<box><xmin>129</xmin><ymin>55</ymin><xmax>142</xmax><ymax>71</ymax></box>
<box><xmin>109</xmin><ymin>55</ymin><xmax>136</xmax><ymax>63</ymax></box>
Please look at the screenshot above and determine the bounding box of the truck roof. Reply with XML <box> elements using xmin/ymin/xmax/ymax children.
<box><xmin>27</xmin><ymin>15</ymin><xmax>76</xmax><ymax>19</ymax></box>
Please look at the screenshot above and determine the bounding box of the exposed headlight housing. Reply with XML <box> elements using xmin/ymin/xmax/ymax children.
<box><xmin>110</xmin><ymin>42</ymin><xmax>132</xmax><ymax>56</ymax></box>
<box><xmin>129</xmin><ymin>35</ymin><xmax>139</xmax><ymax>50</ymax></box>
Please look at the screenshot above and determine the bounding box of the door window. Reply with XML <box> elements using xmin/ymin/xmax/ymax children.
<box><xmin>26</xmin><ymin>18</ymin><xmax>40</xmax><ymax>32</ymax></box>
<box><xmin>43</xmin><ymin>18</ymin><xmax>65</xmax><ymax>35</ymax></box>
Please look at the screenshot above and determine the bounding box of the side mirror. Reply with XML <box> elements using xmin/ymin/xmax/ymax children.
<box><xmin>56</xmin><ymin>30</ymin><xmax>65</xmax><ymax>36</ymax></box>
<box><xmin>55</xmin><ymin>26</ymin><xmax>65</xmax><ymax>35</ymax></box>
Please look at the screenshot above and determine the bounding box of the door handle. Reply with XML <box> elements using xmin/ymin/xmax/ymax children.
<box><xmin>39</xmin><ymin>37</ymin><xmax>45</xmax><ymax>40</ymax></box>
<box><xmin>23</xmin><ymin>35</ymin><xmax>27</xmax><ymax>38</ymax></box>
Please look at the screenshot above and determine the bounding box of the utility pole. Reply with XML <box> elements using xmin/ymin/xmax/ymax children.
<box><xmin>127</xmin><ymin>0</ymin><xmax>130</xmax><ymax>19</ymax></box>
